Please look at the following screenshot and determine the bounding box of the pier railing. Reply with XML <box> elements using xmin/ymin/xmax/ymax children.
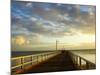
<box><xmin>69</xmin><ymin>51</ymin><xmax>96</xmax><ymax>70</ymax></box>
<box><xmin>11</xmin><ymin>51</ymin><xmax>61</xmax><ymax>73</ymax></box>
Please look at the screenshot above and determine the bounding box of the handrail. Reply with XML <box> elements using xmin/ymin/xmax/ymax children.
<box><xmin>68</xmin><ymin>51</ymin><xmax>96</xmax><ymax>69</ymax></box>
<box><xmin>11</xmin><ymin>51</ymin><xmax>61</xmax><ymax>73</ymax></box>
<box><xmin>11</xmin><ymin>52</ymin><xmax>58</xmax><ymax>60</ymax></box>
<box><xmin>70</xmin><ymin>52</ymin><xmax>95</xmax><ymax>65</ymax></box>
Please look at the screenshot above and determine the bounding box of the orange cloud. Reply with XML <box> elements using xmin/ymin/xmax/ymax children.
<box><xmin>15</xmin><ymin>36</ymin><xmax>26</xmax><ymax>45</ymax></box>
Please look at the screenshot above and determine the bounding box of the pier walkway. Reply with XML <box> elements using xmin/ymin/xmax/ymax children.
<box><xmin>22</xmin><ymin>51</ymin><xmax>77</xmax><ymax>74</ymax></box>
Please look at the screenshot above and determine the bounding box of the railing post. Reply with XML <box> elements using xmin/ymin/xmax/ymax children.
<box><xmin>21</xmin><ymin>57</ymin><xmax>24</xmax><ymax>69</ymax></box>
<box><xmin>86</xmin><ymin>62</ymin><xmax>89</xmax><ymax>69</ymax></box>
<box><xmin>41</xmin><ymin>55</ymin><xmax>44</xmax><ymax>61</ymax></box>
<box><xmin>79</xmin><ymin>57</ymin><xmax>81</xmax><ymax>69</ymax></box>
<box><xmin>76</xmin><ymin>56</ymin><xmax>78</xmax><ymax>66</ymax></box>
<box><xmin>37</xmin><ymin>56</ymin><xmax>38</xmax><ymax>63</ymax></box>
<box><xmin>31</xmin><ymin>55</ymin><xmax>33</xmax><ymax>65</ymax></box>
<box><xmin>46</xmin><ymin>54</ymin><xmax>47</xmax><ymax>59</ymax></box>
<box><xmin>75</xmin><ymin>56</ymin><xmax>77</xmax><ymax>65</ymax></box>
<box><xmin>44</xmin><ymin>55</ymin><xmax>46</xmax><ymax>60</ymax></box>
<box><xmin>74</xmin><ymin>56</ymin><xmax>75</xmax><ymax>64</ymax></box>
<box><xmin>43</xmin><ymin>55</ymin><xmax>45</xmax><ymax>61</ymax></box>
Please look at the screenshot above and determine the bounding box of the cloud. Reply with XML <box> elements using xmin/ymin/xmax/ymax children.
<box><xmin>14</xmin><ymin>36</ymin><xmax>26</xmax><ymax>45</ymax></box>
<box><xmin>12</xmin><ymin>2</ymin><xmax>96</xmax><ymax>37</ymax></box>
<box><xmin>78</xmin><ymin>42</ymin><xmax>95</xmax><ymax>49</ymax></box>
<box><xmin>11</xmin><ymin>1</ymin><xmax>96</xmax><ymax>51</ymax></box>
<box><xmin>26</xmin><ymin>2</ymin><xmax>33</xmax><ymax>8</ymax></box>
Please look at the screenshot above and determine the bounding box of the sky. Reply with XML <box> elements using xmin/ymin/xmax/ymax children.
<box><xmin>11</xmin><ymin>1</ymin><xmax>96</xmax><ymax>51</ymax></box>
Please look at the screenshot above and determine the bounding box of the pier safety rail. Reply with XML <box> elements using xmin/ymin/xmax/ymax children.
<box><xmin>69</xmin><ymin>51</ymin><xmax>96</xmax><ymax>70</ymax></box>
<box><xmin>11</xmin><ymin>51</ymin><xmax>61</xmax><ymax>73</ymax></box>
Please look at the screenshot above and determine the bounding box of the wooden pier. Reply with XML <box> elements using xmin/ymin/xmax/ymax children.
<box><xmin>11</xmin><ymin>50</ymin><xmax>96</xmax><ymax>74</ymax></box>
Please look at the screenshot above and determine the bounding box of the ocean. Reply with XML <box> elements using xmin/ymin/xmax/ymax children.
<box><xmin>11</xmin><ymin>51</ymin><xmax>54</xmax><ymax>57</ymax></box>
